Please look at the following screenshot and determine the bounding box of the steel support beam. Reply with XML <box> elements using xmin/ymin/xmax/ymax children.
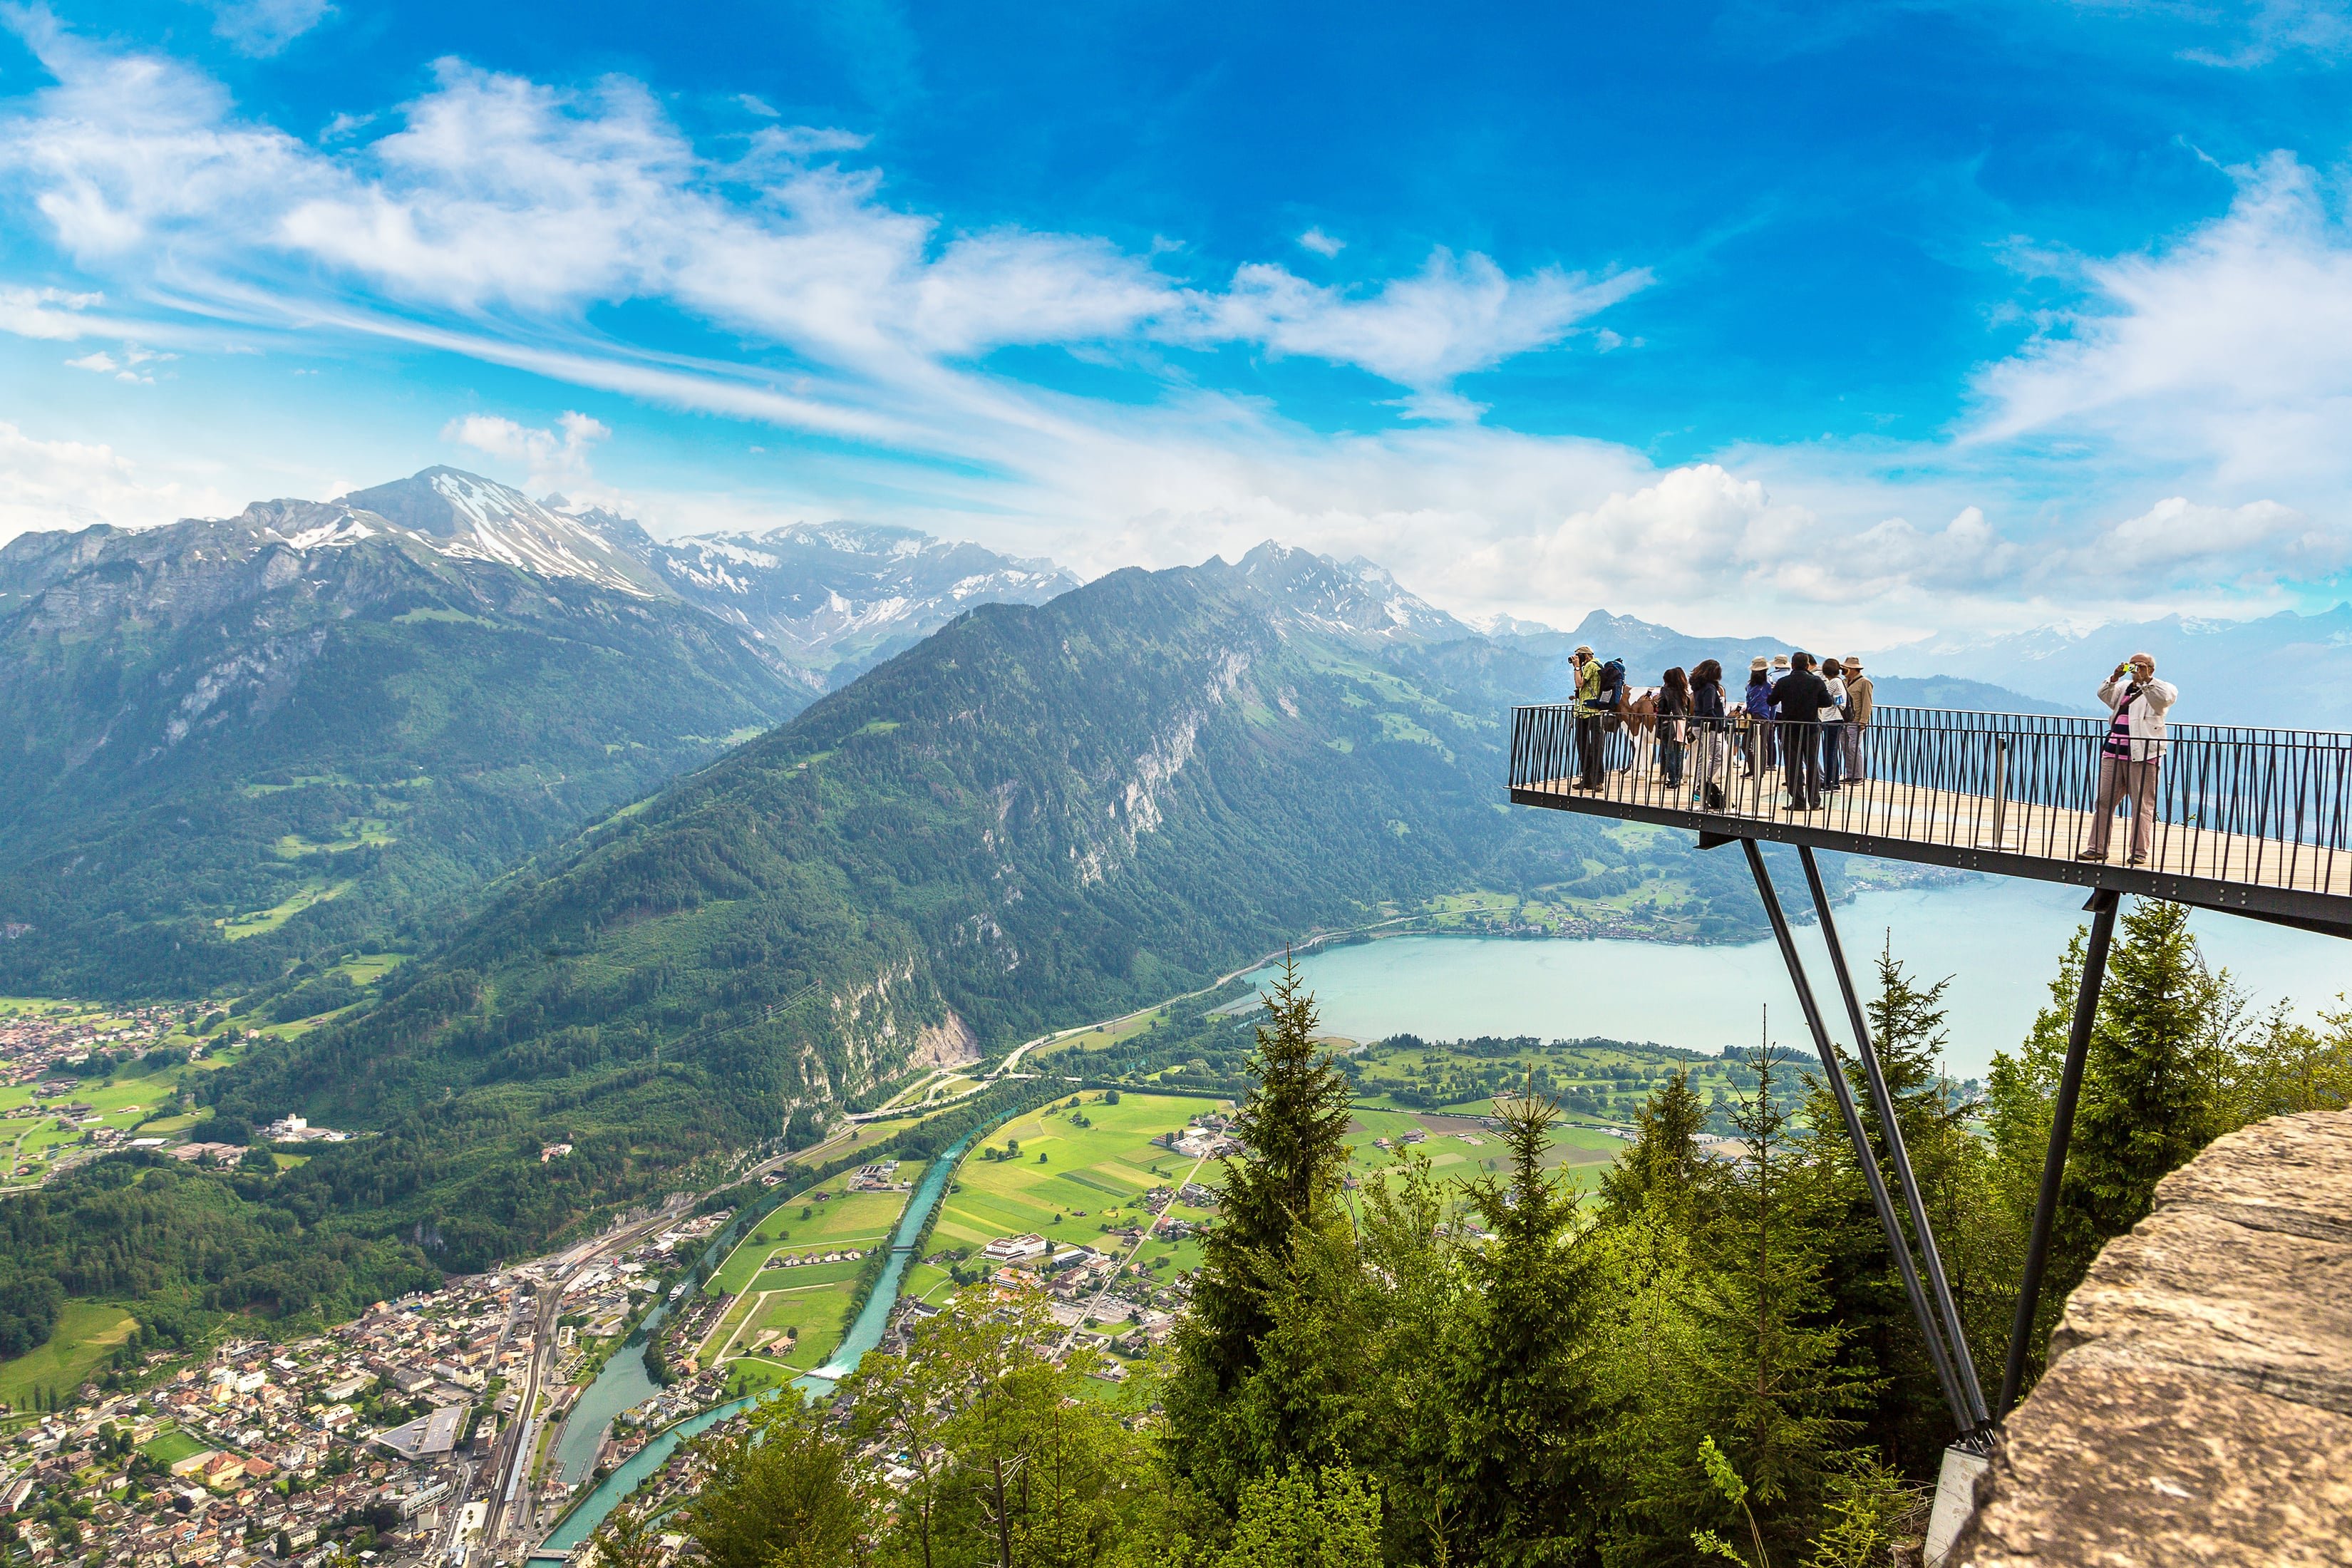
<box><xmin>1740</xmin><ymin>840</ymin><xmax>1974</xmax><ymax>1433</ymax></box>
<box><xmin>1797</xmin><ymin>845</ymin><xmax>1991</xmax><ymax>1430</ymax></box>
<box><xmin>1998</xmin><ymin>888</ymin><xmax>2122</xmax><ymax>1415</ymax></box>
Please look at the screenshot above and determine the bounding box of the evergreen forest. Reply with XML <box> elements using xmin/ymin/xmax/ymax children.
<box><xmin>618</xmin><ymin>905</ymin><xmax>2352</xmax><ymax>1567</ymax></box>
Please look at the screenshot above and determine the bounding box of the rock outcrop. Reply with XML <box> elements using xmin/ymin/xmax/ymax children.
<box><xmin>1951</xmin><ymin>1108</ymin><xmax>2352</xmax><ymax>1567</ymax></box>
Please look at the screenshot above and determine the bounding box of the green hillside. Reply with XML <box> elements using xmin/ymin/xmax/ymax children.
<box><xmin>0</xmin><ymin>510</ymin><xmax>807</xmax><ymax>999</ymax></box>
<box><xmin>201</xmin><ymin>550</ymin><xmax>1715</xmax><ymax>1267</ymax></box>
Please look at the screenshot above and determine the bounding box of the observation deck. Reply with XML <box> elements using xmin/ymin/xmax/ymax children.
<box><xmin>1507</xmin><ymin>698</ymin><xmax>2352</xmax><ymax>1507</ymax></box>
<box><xmin>1507</xmin><ymin>704</ymin><xmax>2352</xmax><ymax>939</ymax></box>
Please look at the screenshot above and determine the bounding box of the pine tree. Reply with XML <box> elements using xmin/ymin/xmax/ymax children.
<box><xmin>1599</xmin><ymin>1069</ymin><xmax>1707</xmax><ymax>1229</ymax></box>
<box><xmin>1439</xmin><ymin>1073</ymin><xmax>1618</xmax><ymax>1566</ymax></box>
<box><xmin>1619</xmin><ymin>1048</ymin><xmax>1869</xmax><ymax>1564</ymax></box>
<box><xmin>2051</xmin><ymin>900</ymin><xmax>2222</xmax><ymax>1315</ymax></box>
<box><xmin>1165</xmin><ymin>956</ymin><xmax>1355</xmax><ymax>1503</ymax></box>
<box><xmin>1806</xmin><ymin>947</ymin><xmax>1990</xmax><ymax>1470</ymax></box>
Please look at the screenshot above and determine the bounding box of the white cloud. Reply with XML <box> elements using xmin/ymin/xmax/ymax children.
<box><xmin>0</xmin><ymin>419</ymin><xmax>230</xmax><ymax>543</ymax></box>
<box><xmin>1971</xmin><ymin>153</ymin><xmax>2352</xmax><ymax>497</ymax></box>
<box><xmin>205</xmin><ymin>0</ymin><xmax>334</xmax><ymax>57</ymax></box>
<box><xmin>2070</xmin><ymin>495</ymin><xmax>2345</xmax><ymax>582</ymax></box>
<box><xmin>0</xmin><ymin>16</ymin><xmax>2335</xmax><ymax>646</ymax></box>
<box><xmin>60</xmin><ymin>341</ymin><xmax>170</xmax><ymax>381</ymax></box>
<box><xmin>1204</xmin><ymin>250</ymin><xmax>1650</xmax><ymax>403</ymax></box>
<box><xmin>2168</xmin><ymin>0</ymin><xmax>2352</xmax><ymax>66</ymax></box>
<box><xmin>1297</xmin><ymin>227</ymin><xmax>1343</xmax><ymax>258</ymax></box>
<box><xmin>0</xmin><ymin>282</ymin><xmax>102</xmax><ymax>339</ymax></box>
<box><xmin>442</xmin><ymin>409</ymin><xmax>610</xmax><ymax>491</ymax></box>
<box><xmin>0</xmin><ymin>31</ymin><xmax>1632</xmax><ymax>412</ymax></box>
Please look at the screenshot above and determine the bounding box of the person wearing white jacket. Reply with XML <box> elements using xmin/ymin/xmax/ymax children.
<box><xmin>2080</xmin><ymin>652</ymin><xmax>2178</xmax><ymax>864</ymax></box>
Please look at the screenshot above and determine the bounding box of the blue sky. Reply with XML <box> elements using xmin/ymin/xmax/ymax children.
<box><xmin>3</xmin><ymin>0</ymin><xmax>2351</xmax><ymax>644</ymax></box>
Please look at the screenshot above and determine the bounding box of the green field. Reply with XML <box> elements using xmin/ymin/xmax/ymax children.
<box><xmin>0</xmin><ymin>1301</ymin><xmax>136</xmax><ymax>1410</ymax></box>
<box><xmin>703</xmin><ymin>1168</ymin><xmax>923</xmax><ymax>1299</ymax></box>
<box><xmin>216</xmin><ymin>877</ymin><xmax>351</xmax><ymax>940</ymax></box>
<box><xmin>139</xmin><ymin>1427</ymin><xmax>213</xmax><ymax>1467</ymax></box>
<box><xmin>1339</xmin><ymin>1102</ymin><xmax>1627</xmax><ymax>1208</ymax></box>
<box><xmin>0</xmin><ymin>1051</ymin><xmax>230</xmax><ymax>1183</ymax></box>
<box><xmin>929</xmin><ymin>1092</ymin><xmax>1224</xmax><ymax>1264</ymax></box>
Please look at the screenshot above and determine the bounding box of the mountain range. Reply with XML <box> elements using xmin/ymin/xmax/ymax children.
<box><xmin>205</xmin><ymin>541</ymin><xmax>1828</xmax><ymax>1267</ymax></box>
<box><xmin>1883</xmin><ymin>604</ymin><xmax>2352</xmax><ymax>729</ymax></box>
<box><xmin>5</xmin><ymin>458</ymin><xmax>2274</xmax><ymax>1269</ymax></box>
<box><xmin>0</xmin><ymin>468</ymin><xmax>1073</xmax><ymax>995</ymax></box>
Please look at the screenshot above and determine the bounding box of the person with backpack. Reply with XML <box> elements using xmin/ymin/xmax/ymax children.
<box><xmin>1769</xmin><ymin>651</ymin><xmax>1834</xmax><ymax>811</ymax></box>
<box><xmin>1690</xmin><ymin>659</ymin><xmax>1727</xmax><ymax>808</ymax></box>
<box><xmin>1597</xmin><ymin>657</ymin><xmax>1630</xmax><ymax>772</ymax></box>
<box><xmin>1573</xmin><ymin>646</ymin><xmax>1604</xmax><ymax>790</ymax></box>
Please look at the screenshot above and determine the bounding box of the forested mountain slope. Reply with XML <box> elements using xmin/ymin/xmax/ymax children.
<box><xmin>205</xmin><ymin>545</ymin><xmax>1713</xmax><ymax>1266</ymax></box>
<box><xmin>0</xmin><ymin>470</ymin><xmax>1100</xmax><ymax>1003</ymax></box>
<box><xmin>0</xmin><ymin>471</ymin><xmax>809</xmax><ymax>997</ymax></box>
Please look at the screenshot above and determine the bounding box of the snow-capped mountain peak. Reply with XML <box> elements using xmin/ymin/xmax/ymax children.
<box><xmin>334</xmin><ymin>468</ymin><xmax>661</xmax><ymax>596</ymax></box>
<box><xmin>641</xmin><ymin>519</ymin><xmax>1082</xmax><ymax>691</ymax></box>
<box><xmin>1222</xmin><ymin>540</ymin><xmax>1474</xmax><ymax>644</ymax></box>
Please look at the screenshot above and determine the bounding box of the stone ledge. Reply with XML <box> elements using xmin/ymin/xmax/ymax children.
<box><xmin>1951</xmin><ymin>1108</ymin><xmax>2352</xmax><ymax>1568</ymax></box>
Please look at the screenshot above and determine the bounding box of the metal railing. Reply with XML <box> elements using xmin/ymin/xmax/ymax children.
<box><xmin>1508</xmin><ymin>705</ymin><xmax>2352</xmax><ymax>899</ymax></box>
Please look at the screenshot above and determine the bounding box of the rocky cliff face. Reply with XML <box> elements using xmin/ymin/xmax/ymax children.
<box><xmin>1951</xmin><ymin>1108</ymin><xmax>2352</xmax><ymax>1567</ymax></box>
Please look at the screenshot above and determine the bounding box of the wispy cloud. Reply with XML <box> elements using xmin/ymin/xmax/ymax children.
<box><xmin>204</xmin><ymin>0</ymin><xmax>336</xmax><ymax>58</ymax></box>
<box><xmin>1971</xmin><ymin>150</ymin><xmax>2352</xmax><ymax>500</ymax></box>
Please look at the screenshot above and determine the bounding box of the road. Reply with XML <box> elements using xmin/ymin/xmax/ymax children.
<box><xmin>480</xmin><ymin>1198</ymin><xmax>691</xmax><ymax>1559</ymax></box>
<box><xmin>1059</xmin><ymin>1147</ymin><xmax>1212</xmax><ymax>1353</ymax></box>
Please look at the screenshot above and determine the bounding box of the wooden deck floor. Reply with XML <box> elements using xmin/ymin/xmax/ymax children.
<box><xmin>1517</xmin><ymin>756</ymin><xmax>2352</xmax><ymax>902</ymax></box>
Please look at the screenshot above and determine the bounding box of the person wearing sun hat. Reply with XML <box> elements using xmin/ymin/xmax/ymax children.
<box><xmin>1840</xmin><ymin>655</ymin><xmax>1872</xmax><ymax>782</ymax></box>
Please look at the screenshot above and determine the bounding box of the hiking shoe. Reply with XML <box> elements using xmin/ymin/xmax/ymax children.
<box><xmin>2075</xmin><ymin>850</ymin><xmax>2106</xmax><ymax>862</ymax></box>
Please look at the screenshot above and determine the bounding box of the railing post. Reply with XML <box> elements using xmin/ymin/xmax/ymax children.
<box><xmin>1990</xmin><ymin>736</ymin><xmax>2009</xmax><ymax>850</ymax></box>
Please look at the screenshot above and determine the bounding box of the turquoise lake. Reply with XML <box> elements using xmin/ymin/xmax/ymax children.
<box><xmin>1243</xmin><ymin>877</ymin><xmax>2347</xmax><ymax>1080</ymax></box>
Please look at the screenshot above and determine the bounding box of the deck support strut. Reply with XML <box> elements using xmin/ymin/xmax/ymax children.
<box><xmin>1740</xmin><ymin>840</ymin><xmax>1985</xmax><ymax>1436</ymax></box>
<box><xmin>1998</xmin><ymin>887</ymin><xmax>2121</xmax><ymax>1415</ymax></box>
<box><xmin>1797</xmin><ymin>845</ymin><xmax>1991</xmax><ymax>1430</ymax></box>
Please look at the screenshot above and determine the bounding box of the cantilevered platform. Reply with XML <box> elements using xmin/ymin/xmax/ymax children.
<box><xmin>1508</xmin><ymin>704</ymin><xmax>2352</xmax><ymax>938</ymax></box>
<box><xmin>1507</xmin><ymin>699</ymin><xmax>2352</xmax><ymax>1465</ymax></box>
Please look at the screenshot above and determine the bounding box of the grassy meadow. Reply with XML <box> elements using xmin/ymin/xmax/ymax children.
<box><xmin>0</xmin><ymin>1302</ymin><xmax>136</xmax><ymax>1410</ymax></box>
<box><xmin>928</xmin><ymin>1092</ymin><xmax>1224</xmax><ymax>1271</ymax></box>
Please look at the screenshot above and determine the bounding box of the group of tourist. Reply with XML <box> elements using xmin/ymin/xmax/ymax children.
<box><xmin>1566</xmin><ymin>644</ymin><xmax>1873</xmax><ymax>813</ymax></box>
<box><xmin>1559</xmin><ymin>644</ymin><xmax>2181</xmax><ymax>862</ymax></box>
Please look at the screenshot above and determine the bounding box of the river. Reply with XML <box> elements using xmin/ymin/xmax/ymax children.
<box><xmin>540</xmin><ymin>1122</ymin><xmax>984</xmax><ymax>1549</ymax></box>
<box><xmin>1242</xmin><ymin>877</ymin><xmax>2347</xmax><ymax>1080</ymax></box>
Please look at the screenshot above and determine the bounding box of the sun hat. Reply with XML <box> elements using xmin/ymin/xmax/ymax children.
<box><xmin>1574</xmin><ymin>644</ymin><xmax>1594</xmax><ymax>657</ymax></box>
<box><xmin>1749</xmin><ymin>656</ymin><xmax>1769</xmax><ymax>671</ymax></box>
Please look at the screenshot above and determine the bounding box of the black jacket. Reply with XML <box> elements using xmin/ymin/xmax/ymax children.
<box><xmin>1770</xmin><ymin>670</ymin><xmax>1832</xmax><ymax>721</ymax></box>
